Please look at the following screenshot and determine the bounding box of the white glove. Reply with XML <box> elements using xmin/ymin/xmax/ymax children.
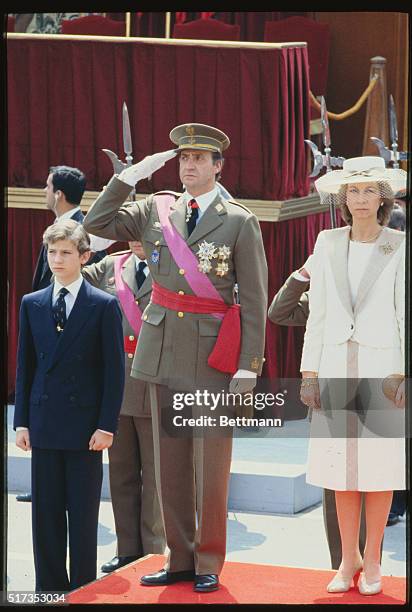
<box><xmin>89</xmin><ymin>235</ymin><xmax>116</xmax><ymax>252</ymax></box>
<box><xmin>229</xmin><ymin>369</ymin><xmax>257</xmax><ymax>394</ymax></box>
<box><xmin>118</xmin><ymin>149</ymin><xmax>178</xmax><ymax>186</ymax></box>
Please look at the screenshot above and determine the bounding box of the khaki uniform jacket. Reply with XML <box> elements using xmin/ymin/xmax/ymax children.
<box><xmin>82</xmin><ymin>252</ymin><xmax>152</xmax><ymax>417</ymax></box>
<box><xmin>268</xmin><ymin>273</ymin><xmax>309</xmax><ymax>327</ymax></box>
<box><xmin>84</xmin><ymin>176</ymin><xmax>268</xmax><ymax>391</ymax></box>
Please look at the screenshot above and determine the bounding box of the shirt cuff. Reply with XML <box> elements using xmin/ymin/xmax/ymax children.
<box><xmin>16</xmin><ymin>427</ymin><xmax>29</xmax><ymax>431</ymax></box>
<box><xmin>97</xmin><ymin>429</ymin><xmax>114</xmax><ymax>436</ymax></box>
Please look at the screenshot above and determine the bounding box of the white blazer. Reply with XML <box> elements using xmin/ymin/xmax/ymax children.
<box><xmin>300</xmin><ymin>225</ymin><xmax>405</xmax><ymax>373</ymax></box>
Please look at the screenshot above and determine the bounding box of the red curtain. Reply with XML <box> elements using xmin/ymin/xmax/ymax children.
<box><xmin>127</xmin><ymin>12</ymin><xmax>309</xmax><ymax>41</ymax></box>
<box><xmin>7</xmin><ymin>38</ymin><xmax>310</xmax><ymax>200</ymax></box>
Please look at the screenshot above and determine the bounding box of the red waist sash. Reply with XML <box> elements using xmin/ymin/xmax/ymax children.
<box><xmin>151</xmin><ymin>280</ymin><xmax>241</xmax><ymax>374</ymax></box>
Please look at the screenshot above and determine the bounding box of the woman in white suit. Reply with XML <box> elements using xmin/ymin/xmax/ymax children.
<box><xmin>300</xmin><ymin>156</ymin><xmax>406</xmax><ymax>595</ymax></box>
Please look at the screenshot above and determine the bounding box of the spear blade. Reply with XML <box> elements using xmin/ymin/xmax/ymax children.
<box><xmin>321</xmin><ymin>96</ymin><xmax>331</xmax><ymax>149</ymax></box>
<box><xmin>389</xmin><ymin>94</ymin><xmax>398</xmax><ymax>145</ymax></box>
<box><xmin>122</xmin><ymin>102</ymin><xmax>133</xmax><ymax>162</ymax></box>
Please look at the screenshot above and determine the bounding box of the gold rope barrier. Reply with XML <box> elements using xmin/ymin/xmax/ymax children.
<box><xmin>309</xmin><ymin>76</ymin><xmax>378</xmax><ymax>120</ymax></box>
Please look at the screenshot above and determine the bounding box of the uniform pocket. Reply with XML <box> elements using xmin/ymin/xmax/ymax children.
<box><xmin>144</xmin><ymin>229</ymin><xmax>170</xmax><ymax>276</ymax></box>
<box><xmin>134</xmin><ymin>305</ymin><xmax>166</xmax><ymax>376</ymax></box>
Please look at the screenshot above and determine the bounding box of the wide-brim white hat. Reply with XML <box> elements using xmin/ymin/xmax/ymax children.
<box><xmin>315</xmin><ymin>156</ymin><xmax>407</xmax><ymax>195</ymax></box>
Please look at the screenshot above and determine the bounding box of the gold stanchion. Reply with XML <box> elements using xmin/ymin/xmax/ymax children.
<box><xmin>165</xmin><ymin>12</ymin><xmax>171</xmax><ymax>39</ymax></box>
<box><xmin>126</xmin><ymin>12</ymin><xmax>131</xmax><ymax>37</ymax></box>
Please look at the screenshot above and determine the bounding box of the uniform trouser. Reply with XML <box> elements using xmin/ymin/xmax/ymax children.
<box><xmin>108</xmin><ymin>414</ymin><xmax>166</xmax><ymax>557</ymax></box>
<box><xmin>149</xmin><ymin>383</ymin><xmax>233</xmax><ymax>575</ymax></box>
<box><xmin>31</xmin><ymin>447</ymin><xmax>102</xmax><ymax>592</ymax></box>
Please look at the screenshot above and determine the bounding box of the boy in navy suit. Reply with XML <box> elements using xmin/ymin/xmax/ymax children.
<box><xmin>14</xmin><ymin>219</ymin><xmax>125</xmax><ymax>592</ymax></box>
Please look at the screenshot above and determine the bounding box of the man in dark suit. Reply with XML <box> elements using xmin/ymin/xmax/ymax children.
<box><xmin>17</xmin><ymin>165</ymin><xmax>113</xmax><ymax>503</ymax></box>
<box><xmin>32</xmin><ymin>165</ymin><xmax>111</xmax><ymax>291</ymax></box>
<box><xmin>14</xmin><ymin>219</ymin><xmax>125</xmax><ymax>592</ymax></box>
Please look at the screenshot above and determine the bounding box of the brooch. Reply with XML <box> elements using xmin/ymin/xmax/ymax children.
<box><xmin>379</xmin><ymin>242</ymin><xmax>394</xmax><ymax>255</ymax></box>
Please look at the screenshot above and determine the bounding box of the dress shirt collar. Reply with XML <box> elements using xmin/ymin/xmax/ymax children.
<box><xmin>56</xmin><ymin>206</ymin><xmax>81</xmax><ymax>222</ymax></box>
<box><xmin>134</xmin><ymin>256</ymin><xmax>149</xmax><ymax>276</ymax></box>
<box><xmin>53</xmin><ymin>275</ymin><xmax>83</xmax><ymax>300</ymax></box>
<box><xmin>184</xmin><ymin>186</ymin><xmax>219</xmax><ymax>216</ymax></box>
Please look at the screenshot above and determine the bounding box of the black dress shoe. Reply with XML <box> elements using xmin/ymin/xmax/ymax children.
<box><xmin>16</xmin><ymin>493</ymin><xmax>32</xmax><ymax>502</ymax></box>
<box><xmin>194</xmin><ymin>574</ymin><xmax>219</xmax><ymax>592</ymax></box>
<box><xmin>386</xmin><ymin>512</ymin><xmax>400</xmax><ymax>526</ymax></box>
<box><xmin>101</xmin><ymin>555</ymin><xmax>139</xmax><ymax>573</ymax></box>
<box><xmin>140</xmin><ymin>569</ymin><xmax>195</xmax><ymax>586</ymax></box>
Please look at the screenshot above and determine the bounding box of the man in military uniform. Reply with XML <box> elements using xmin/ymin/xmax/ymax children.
<box><xmin>84</xmin><ymin>123</ymin><xmax>268</xmax><ymax>592</ymax></box>
<box><xmin>82</xmin><ymin>240</ymin><xmax>166</xmax><ymax>573</ymax></box>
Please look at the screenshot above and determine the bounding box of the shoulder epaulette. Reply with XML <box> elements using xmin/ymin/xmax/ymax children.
<box><xmin>226</xmin><ymin>199</ymin><xmax>253</xmax><ymax>214</ymax></box>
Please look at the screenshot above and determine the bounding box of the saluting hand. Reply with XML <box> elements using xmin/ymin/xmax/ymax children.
<box><xmin>89</xmin><ymin>430</ymin><xmax>114</xmax><ymax>451</ymax></box>
<box><xmin>119</xmin><ymin>149</ymin><xmax>178</xmax><ymax>186</ymax></box>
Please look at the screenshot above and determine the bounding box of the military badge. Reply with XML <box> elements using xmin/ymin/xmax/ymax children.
<box><xmin>217</xmin><ymin>245</ymin><xmax>231</xmax><ymax>259</ymax></box>
<box><xmin>151</xmin><ymin>248</ymin><xmax>160</xmax><ymax>264</ymax></box>
<box><xmin>197</xmin><ymin>241</ymin><xmax>217</xmax><ymax>274</ymax></box>
<box><xmin>216</xmin><ymin>261</ymin><xmax>229</xmax><ymax>277</ymax></box>
<box><xmin>197</xmin><ymin>241</ymin><xmax>217</xmax><ymax>260</ymax></box>
<box><xmin>379</xmin><ymin>242</ymin><xmax>394</xmax><ymax>255</ymax></box>
<box><xmin>198</xmin><ymin>259</ymin><xmax>213</xmax><ymax>274</ymax></box>
<box><xmin>213</xmin><ymin>244</ymin><xmax>231</xmax><ymax>277</ymax></box>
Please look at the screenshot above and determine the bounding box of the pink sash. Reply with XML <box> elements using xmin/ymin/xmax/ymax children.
<box><xmin>114</xmin><ymin>253</ymin><xmax>143</xmax><ymax>336</ymax></box>
<box><xmin>155</xmin><ymin>195</ymin><xmax>225</xmax><ymax>320</ymax></box>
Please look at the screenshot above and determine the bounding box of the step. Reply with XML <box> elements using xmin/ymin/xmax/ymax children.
<box><xmin>7</xmin><ymin>406</ymin><xmax>321</xmax><ymax>513</ymax></box>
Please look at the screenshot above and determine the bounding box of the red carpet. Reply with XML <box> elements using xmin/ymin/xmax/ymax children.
<box><xmin>67</xmin><ymin>554</ymin><xmax>406</xmax><ymax>605</ymax></box>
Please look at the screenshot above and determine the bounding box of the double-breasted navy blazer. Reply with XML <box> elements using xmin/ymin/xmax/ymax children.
<box><xmin>14</xmin><ymin>279</ymin><xmax>125</xmax><ymax>450</ymax></box>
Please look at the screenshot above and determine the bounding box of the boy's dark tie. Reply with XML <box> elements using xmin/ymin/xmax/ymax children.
<box><xmin>53</xmin><ymin>287</ymin><xmax>69</xmax><ymax>332</ymax></box>
<box><xmin>187</xmin><ymin>199</ymin><xmax>199</xmax><ymax>236</ymax></box>
<box><xmin>136</xmin><ymin>261</ymin><xmax>147</xmax><ymax>289</ymax></box>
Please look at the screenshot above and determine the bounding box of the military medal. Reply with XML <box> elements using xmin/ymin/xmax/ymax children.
<box><xmin>218</xmin><ymin>245</ymin><xmax>231</xmax><ymax>259</ymax></box>
<box><xmin>197</xmin><ymin>241</ymin><xmax>217</xmax><ymax>274</ymax></box>
<box><xmin>214</xmin><ymin>244</ymin><xmax>231</xmax><ymax>277</ymax></box>
<box><xmin>197</xmin><ymin>241</ymin><xmax>217</xmax><ymax>260</ymax></box>
<box><xmin>216</xmin><ymin>261</ymin><xmax>229</xmax><ymax>277</ymax></box>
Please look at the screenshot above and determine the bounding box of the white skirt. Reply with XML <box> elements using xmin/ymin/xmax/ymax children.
<box><xmin>306</xmin><ymin>342</ymin><xmax>405</xmax><ymax>491</ymax></box>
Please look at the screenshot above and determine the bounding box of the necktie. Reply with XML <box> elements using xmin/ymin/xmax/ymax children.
<box><xmin>186</xmin><ymin>199</ymin><xmax>199</xmax><ymax>236</ymax></box>
<box><xmin>53</xmin><ymin>287</ymin><xmax>69</xmax><ymax>332</ymax></box>
<box><xmin>136</xmin><ymin>261</ymin><xmax>147</xmax><ymax>289</ymax></box>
